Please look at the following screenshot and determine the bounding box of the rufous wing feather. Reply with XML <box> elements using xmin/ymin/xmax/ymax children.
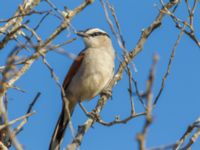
<box><xmin>49</xmin><ymin>51</ymin><xmax>85</xmax><ymax>150</ymax></box>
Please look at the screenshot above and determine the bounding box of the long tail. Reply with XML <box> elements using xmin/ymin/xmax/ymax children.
<box><xmin>49</xmin><ymin>101</ymin><xmax>76</xmax><ymax>150</ymax></box>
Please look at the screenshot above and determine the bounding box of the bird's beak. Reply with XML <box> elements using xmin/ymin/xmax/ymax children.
<box><xmin>76</xmin><ymin>31</ymin><xmax>88</xmax><ymax>37</ymax></box>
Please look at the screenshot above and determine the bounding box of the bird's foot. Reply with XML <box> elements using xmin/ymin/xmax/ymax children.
<box><xmin>101</xmin><ymin>88</ymin><xmax>112</xmax><ymax>97</ymax></box>
<box><xmin>86</xmin><ymin>111</ymin><xmax>100</xmax><ymax>121</ymax></box>
<box><xmin>79</xmin><ymin>103</ymin><xmax>100</xmax><ymax>121</ymax></box>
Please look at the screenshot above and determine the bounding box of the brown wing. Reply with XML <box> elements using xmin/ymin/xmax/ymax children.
<box><xmin>63</xmin><ymin>51</ymin><xmax>85</xmax><ymax>90</ymax></box>
<box><xmin>49</xmin><ymin>52</ymin><xmax>85</xmax><ymax>150</ymax></box>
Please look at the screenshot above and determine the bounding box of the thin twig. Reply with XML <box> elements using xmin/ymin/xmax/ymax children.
<box><xmin>0</xmin><ymin>112</ymin><xmax>35</xmax><ymax>131</ymax></box>
<box><xmin>14</xmin><ymin>92</ymin><xmax>41</xmax><ymax>135</ymax></box>
<box><xmin>97</xmin><ymin>112</ymin><xmax>145</xmax><ymax>126</ymax></box>
<box><xmin>137</xmin><ymin>54</ymin><xmax>159</xmax><ymax>150</ymax></box>
<box><xmin>127</xmin><ymin>67</ymin><xmax>135</xmax><ymax>114</ymax></box>
<box><xmin>153</xmin><ymin>24</ymin><xmax>186</xmax><ymax>106</ymax></box>
<box><xmin>174</xmin><ymin>116</ymin><xmax>200</xmax><ymax>149</ymax></box>
<box><xmin>42</xmin><ymin>56</ymin><xmax>75</xmax><ymax>138</ymax></box>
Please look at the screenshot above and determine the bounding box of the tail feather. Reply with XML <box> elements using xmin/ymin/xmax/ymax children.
<box><xmin>49</xmin><ymin>101</ymin><xmax>76</xmax><ymax>150</ymax></box>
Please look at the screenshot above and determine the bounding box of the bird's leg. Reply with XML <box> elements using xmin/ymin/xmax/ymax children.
<box><xmin>101</xmin><ymin>87</ymin><xmax>113</xmax><ymax>99</ymax></box>
<box><xmin>78</xmin><ymin>102</ymin><xmax>89</xmax><ymax>115</ymax></box>
<box><xmin>87</xmin><ymin>110</ymin><xmax>100</xmax><ymax>121</ymax></box>
<box><xmin>79</xmin><ymin>102</ymin><xmax>100</xmax><ymax>121</ymax></box>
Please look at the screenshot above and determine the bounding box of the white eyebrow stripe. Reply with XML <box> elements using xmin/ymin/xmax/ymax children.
<box><xmin>88</xmin><ymin>32</ymin><xmax>110</xmax><ymax>38</ymax></box>
<box><xmin>84</xmin><ymin>28</ymin><xmax>107</xmax><ymax>34</ymax></box>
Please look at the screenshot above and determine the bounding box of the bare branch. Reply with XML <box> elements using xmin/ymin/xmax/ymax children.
<box><xmin>0</xmin><ymin>112</ymin><xmax>35</xmax><ymax>131</ymax></box>
<box><xmin>153</xmin><ymin>24</ymin><xmax>186</xmax><ymax>106</ymax></box>
<box><xmin>97</xmin><ymin>112</ymin><xmax>146</xmax><ymax>126</ymax></box>
<box><xmin>14</xmin><ymin>92</ymin><xmax>41</xmax><ymax>135</ymax></box>
<box><xmin>174</xmin><ymin>116</ymin><xmax>200</xmax><ymax>149</ymax></box>
<box><xmin>137</xmin><ymin>54</ymin><xmax>159</xmax><ymax>150</ymax></box>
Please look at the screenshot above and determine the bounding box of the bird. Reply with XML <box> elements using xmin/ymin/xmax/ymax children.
<box><xmin>49</xmin><ymin>28</ymin><xmax>115</xmax><ymax>150</ymax></box>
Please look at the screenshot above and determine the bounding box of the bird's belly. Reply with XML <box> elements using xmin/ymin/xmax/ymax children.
<box><xmin>80</xmin><ymin>72</ymin><xmax>106</xmax><ymax>100</ymax></box>
<box><xmin>66</xmin><ymin>65</ymin><xmax>113</xmax><ymax>102</ymax></box>
<box><xmin>66</xmin><ymin>48</ymin><xmax>114</xmax><ymax>102</ymax></box>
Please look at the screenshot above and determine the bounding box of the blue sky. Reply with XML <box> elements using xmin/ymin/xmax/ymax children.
<box><xmin>1</xmin><ymin>0</ymin><xmax>200</xmax><ymax>150</ymax></box>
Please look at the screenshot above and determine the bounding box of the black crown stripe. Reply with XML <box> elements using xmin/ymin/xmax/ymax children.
<box><xmin>88</xmin><ymin>32</ymin><xmax>110</xmax><ymax>38</ymax></box>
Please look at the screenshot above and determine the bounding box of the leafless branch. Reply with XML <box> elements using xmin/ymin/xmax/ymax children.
<box><xmin>97</xmin><ymin>112</ymin><xmax>146</xmax><ymax>126</ymax></box>
<box><xmin>14</xmin><ymin>92</ymin><xmax>41</xmax><ymax>135</ymax></box>
<box><xmin>153</xmin><ymin>24</ymin><xmax>186</xmax><ymax>106</ymax></box>
<box><xmin>0</xmin><ymin>112</ymin><xmax>35</xmax><ymax>131</ymax></box>
<box><xmin>174</xmin><ymin>116</ymin><xmax>200</xmax><ymax>149</ymax></box>
<box><xmin>137</xmin><ymin>54</ymin><xmax>159</xmax><ymax>150</ymax></box>
<box><xmin>160</xmin><ymin>0</ymin><xmax>200</xmax><ymax>47</ymax></box>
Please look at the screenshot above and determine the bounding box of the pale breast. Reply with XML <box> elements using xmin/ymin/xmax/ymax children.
<box><xmin>66</xmin><ymin>47</ymin><xmax>114</xmax><ymax>102</ymax></box>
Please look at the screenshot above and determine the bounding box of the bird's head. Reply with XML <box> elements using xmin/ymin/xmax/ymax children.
<box><xmin>77</xmin><ymin>28</ymin><xmax>112</xmax><ymax>48</ymax></box>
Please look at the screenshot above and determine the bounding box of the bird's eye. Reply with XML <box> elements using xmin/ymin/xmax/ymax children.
<box><xmin>92</xmin><ymin>32</ymin><xmax>98</xmax><ymax>36</ymax></box>
<box><xmin>87</xmin><ymin>32</ymin><xmax>110</xmax><ymax>38</ymax></box>
<box><xmin>88</xmin><ymin>32</ymin><xmax>100</xmax><ymax>37</ymax></box>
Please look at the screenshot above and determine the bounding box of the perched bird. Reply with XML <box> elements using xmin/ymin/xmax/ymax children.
<box><xmin>49</xmin><ymin>28</ymin><xmax>115</xmax><ymax>150</ymax></box>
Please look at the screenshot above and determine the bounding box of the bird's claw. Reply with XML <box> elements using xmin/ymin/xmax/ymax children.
<box><xmin>86</xmin><ymin>111</ymin><xmax>100</xmax><ymax>121</ymax></box>
<box><xmin>101</xmin><ymin>88</ymin><xmax>112</xmax><ymax>97</ymax></box>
